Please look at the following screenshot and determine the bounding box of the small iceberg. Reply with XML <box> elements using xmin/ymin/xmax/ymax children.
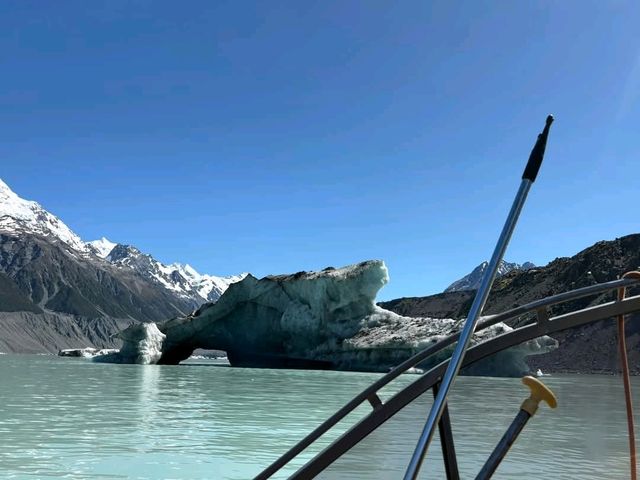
<box><xmin>59</xmin><ymin>348</ymin><xmax>118</xmax><ymax>358</ymax></box>
<box><xmin>404</xmin><ymin>367</ymin><xmax>424</xmax><ymax>375</ymax></box>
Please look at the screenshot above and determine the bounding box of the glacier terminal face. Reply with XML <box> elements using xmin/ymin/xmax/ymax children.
<box><xmin>96</xmin><ymin>260</ymin><xmax>556</xmax><ymax>376</ymax></box>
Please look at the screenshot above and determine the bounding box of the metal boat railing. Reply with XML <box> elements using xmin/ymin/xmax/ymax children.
<box><xmin>255</xmin><ymin>276</ymin><xmax>640</xmax><ymax>479</ymax></box>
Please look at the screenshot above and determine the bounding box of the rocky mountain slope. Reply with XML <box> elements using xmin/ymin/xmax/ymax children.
<box><xmin>0</xmin><ymin>178</ymin><xmax>243</xmax><ymax>353</ymax></box>
<box><xmin>0</xmin><ymin>232</ymin><xmax>194</xmax><ymax>320</ymax></box>
<box><xmin>0</xmin><ymin>311</ymin><xmax>131</xmax><ymax>354</ymax></box>
<box><xmin>381</xmin><ymin>234</ymin><xmax>640</xmax><ymax>374</ymax></box>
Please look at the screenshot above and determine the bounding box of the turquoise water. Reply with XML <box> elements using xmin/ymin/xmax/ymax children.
<box><xmin>0</xmin><ymin>354</ymin><xmax>637</xmax><ymax>479</ymax></box>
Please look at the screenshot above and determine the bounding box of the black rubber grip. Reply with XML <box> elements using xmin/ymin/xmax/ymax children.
<box><xmin>522</xmin><ymin>115</ymin><xmax>554</xmax><ymax>182</ymax></box>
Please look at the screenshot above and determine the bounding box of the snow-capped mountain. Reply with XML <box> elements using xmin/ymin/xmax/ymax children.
<box><xmin>170</xmin><ymin>263</ymin><xmax>246</xmax><ymax>303</ymax></box>
<box><xmin>105</xmin><ymin>243</ymin><xmax>246</xmax><ymax>303</ymax></box>
<box><xmin>0</xmin><ymin>178</ymin><xmax>244</xmax><ymax>305</ymax></box>
<box><xmin>0</xmin><ymin>178</ymin><xmax>88</xmax><ymax>253</ymax></box>
<box><xmin>444</xmin><ymin>260</ymin><xmax>535</xmax><ymax>292</ymax></box>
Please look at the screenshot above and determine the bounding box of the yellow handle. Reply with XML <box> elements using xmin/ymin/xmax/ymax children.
<box><xmin>520</xmin><ymin>376</ymin><xmax>558</xmax><ymax>416</ymax></box>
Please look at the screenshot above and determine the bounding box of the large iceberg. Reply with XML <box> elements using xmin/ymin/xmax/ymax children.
<box><xmin>95</xmin><ymin>261</ymin><xmax>557</xmax><ymax>376</ymax></box>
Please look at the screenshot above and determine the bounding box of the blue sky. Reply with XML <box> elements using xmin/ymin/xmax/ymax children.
<box><xmin>1</xmin><ymin>1</ymin><xmax>639</xmax><ymax>300</ymax></box>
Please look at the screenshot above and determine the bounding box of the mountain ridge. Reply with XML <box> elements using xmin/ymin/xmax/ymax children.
<box><xmin>444</xmin><ymin>260</ymin><xmax>535</xmax><ymax>292</ymax></box>
<box><xmin>0</xmin><ymin>178</ymin><xmax>244</xmax><ymax>307</ymax></box>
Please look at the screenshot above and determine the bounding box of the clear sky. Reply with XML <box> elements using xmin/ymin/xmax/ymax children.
<box><xmin>1</xmin><ymin>1</ymin><xmax>639</xmax><ymax>300</ymax></box>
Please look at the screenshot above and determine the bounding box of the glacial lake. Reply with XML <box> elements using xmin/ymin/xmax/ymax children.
<box><xmin>0</xmin><ymin>354</ymin><xmax>637</xmax><ymax>479</ymax></box>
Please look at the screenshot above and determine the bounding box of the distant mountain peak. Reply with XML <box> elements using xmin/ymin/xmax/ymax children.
<box><xmin>0</xmin><ymin>177</ymin><xmax>87</xmax><ymax>253</ymax></box>
<box><xmin>106</xmin><ymin>244</ymin><xmax>142</xmax><ymax>262</ymax></box>
<box><xmin>445</xmin><ymin>260</ymin><xmax>535</xmax><ymax>292</ymax></box>
<box><xmin>172</xmin><ymin>263</ymin><xmax>201</xmax><ymax>281</ymax></box>
<box><xmin>0</xmin><ymin>178</ymin><xmax>13</xmax><ymax>194</ymax></box>
<box><xmin>87</xmin><ymin>237</ymin><xmax>117</xmax><ymax>258</ymax></box>
<box><xmin>103</xmin><ymin>244</ymin><xmax>247</xmax><ymax>303</ymax></box>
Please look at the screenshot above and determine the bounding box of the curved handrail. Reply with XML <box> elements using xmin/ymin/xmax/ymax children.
<box><xmin>290</xmin><ymin>292</ymin><xmax>640</xmax><ymax>479</ymax></box>
<box><xmin>255</xmin><ymin>277</ymin><xmax>640</xmax><ymax>479</ymax></box>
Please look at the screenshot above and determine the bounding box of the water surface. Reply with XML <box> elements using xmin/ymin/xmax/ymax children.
<box><xmin>0</xmin><ymin>354</ymin><xmax>636</xmax><ymax>479</ymax></box>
